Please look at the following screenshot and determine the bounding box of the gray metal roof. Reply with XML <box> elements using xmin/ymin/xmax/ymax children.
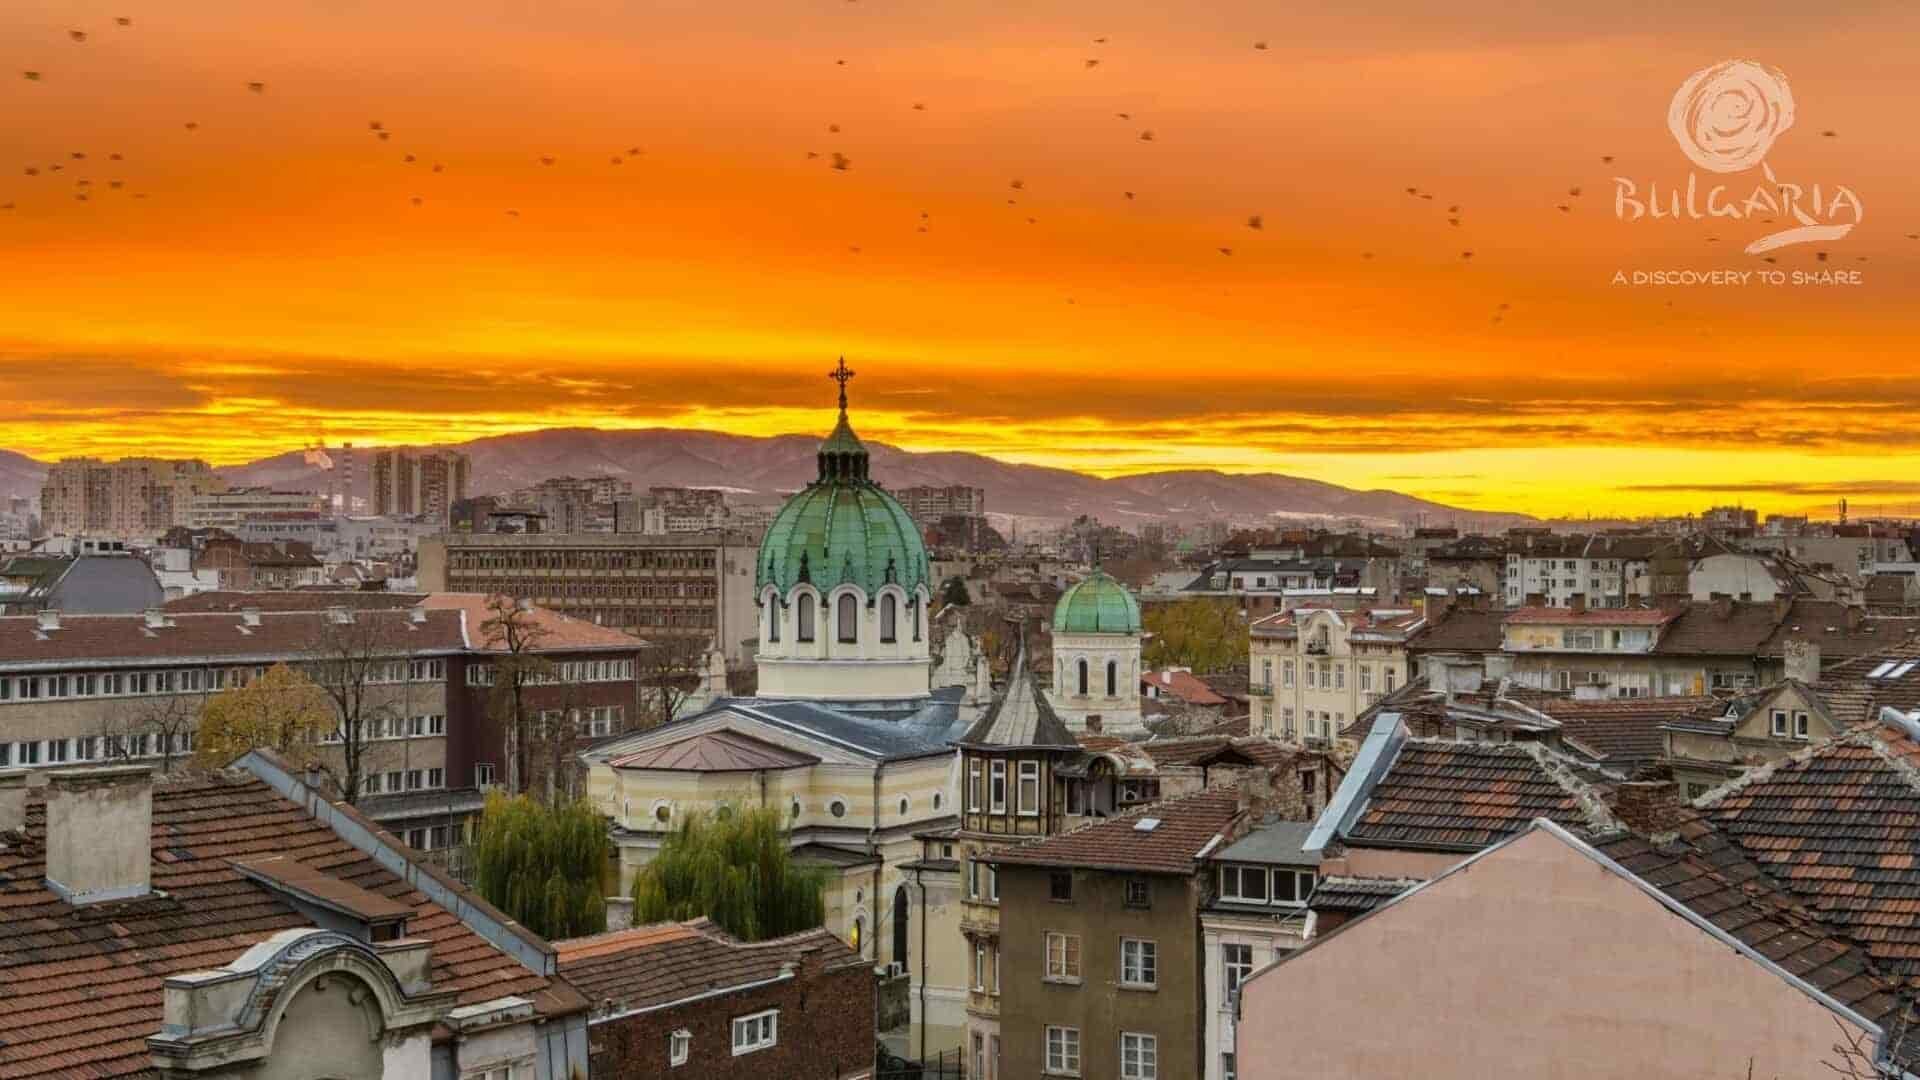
<box><xmin>673</xmin><ymin>685</ymin><xmax>971</xmax><ymax>762</ymax></box>
<box><xmin>955</xmin><ymin>646</ymin><xmax>1078</xmax><ymax>750</ymax></box>
<box><xmin>1212</xmin><ymin>819</ymin><xmax>1321</xmax><ymax>867</ymax></box>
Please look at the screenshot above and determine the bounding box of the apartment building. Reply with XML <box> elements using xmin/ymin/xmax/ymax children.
<box><xmin>897</xmin><ymin>485</ymin><xmax>986</xmax><ymax>524</ymax></box>
<box><xmin>185</xmin><ymin>487</ymin><xmax>328</xmax><ymax>529</ymax></box>
<box><xmin>369</xmin><ymin>449</ymin><xmax>471</xmax><ymax>522</ymax></box>
<box><xmin>1502</xmin><ymin>534</ymin><xmax>1659</xmax><ymax>609</ymax></box>
<box><xmin>417</xmin><ymin>529</ymin><xmax>761</xmax><ymax>662</ymax></box>
<box><xmin>39</xmin><ymin>457</ymin><xmax>226</xmax><ymax>539</ymax></box>
<box><xmin>1248</xmin><ymin>607</ymin><xmax>1423</xmax><ymax>743</ymax></box>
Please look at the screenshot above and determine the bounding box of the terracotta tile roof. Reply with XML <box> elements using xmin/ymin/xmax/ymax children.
<box><xmin>1652</xmin><ymin>601</ymin><xmax>1789</xmax><ymax>656</ymax></box>
<box><xmin>1595</xmin><ymin>817</ymin><xmax>1905</xmax><ymax>1026</ymax></box>
<box><xmin>1141</xmin><ymin>669</ymin><xmax>1229</xmax><ymax>706</ymax></box>
<box><xmin>1405</xmin><ymin>607</ymin><xmax>1505</xmax><ymax>653</ymax></box>
<box><xmin>421</xmin><ymin>593</ymin><xmax>646</xmax><ymax>652</ymax></box>
<box><xmin>1530</xmin><ymin>696</ymin><xmax>1711</xmax><ymax>773</ymax></box>
<box><xmin>1758</xmin><ymin>600</ymin><xmax>1920</xmax><ymax>662</ymax></box>
<box><xmin>1504</xmin><ymin>606</ymin><xmax>1676</xmax><ymax>626</ymax></box>
<box><xmin>0</xmin><ymin>772</ymin><xmax>563</xmax><ymax>1078</ymax></box>
<box><xmin>987</xmin><ymin>789</ymin><xmax>1243</xmax><ymax>875</ymax></box>
<box><xmin>607</xmin><ymin>729</ymin><xmax>819</xmax><ymax>772</ymax></box>
<box><xmin>1703</xmin><ymin>718</ymin><xmax>1920</xmax><ymax>977</ymax></box>
<box><xmin>1345</xmin><ymin>740</ymin><xmax>1611</xmax><ymax>852</ymax></box>
<box><xmin>0</xmin><ymin>608</ymin><xmax>466</xmax><ymax>670</ymax></box>
<box><xmin>555</xmin><ymin>919</ymin><xmax>859</xmax><ymax>1013</ymax></box>
<box><xmin>1139</xmin><ymin>735</ymin><xmax>1302</xmax><ymax>770</ymax></box>
<box><xmin>1817</xmin><ymin>640</ymin><xmax>1920</xmax><ymax>726</ymax></box>
<box><xmin>165</xmin><ymin>590</ymin><xmax>426</xmax><ymax>613</ymax></box>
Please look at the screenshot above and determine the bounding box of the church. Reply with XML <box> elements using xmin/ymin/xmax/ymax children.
<box><xmin>580</xmin><ymin>361</ymin><xmax>976</xmax><ymax>1056</ymax></box>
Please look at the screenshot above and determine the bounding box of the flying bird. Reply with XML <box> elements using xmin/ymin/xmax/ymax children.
<box><xmin>1600</xmin><ymin>155</ymin><xmax>1614</xmax><ymax>164</ymax></box>
<box><xmin>23</xmin><ymin>167</ymin><xmax>38</xmax><ymax>176</ymax></box>
<box><xmin>1246</xmin><ymin>215</ymin><xmax>1262</xmax><ymax>230</ymax></box>
<box><xmin>1093</xmin><ymin>36</ymin><xmax>1108</xmax><ymax>43</ymax></box>
<box><xmin>376</xmin><ymin>131</ymin><xmax>389</xmax><ymax>140</ymax></box>
<box><xmin>1218</xmin><ymin>247</ymin><xmax>1233</xmax><ymax>255</ymax></box>
<box><xmin>1447</xmin><ymin>204</ymin><xmax>1460</xmax><ymax>213</ymax></box>
<box><xmin>627</xmin><ymin>147</ymin><xmax>642</xmax><ymax>156</ymax></box>
<box><xmin>116</xmin><ymin>16</ymin><xmax>131</xmax><ymax>25</ymax></box>
<box><xmin>1821</xmin><ymin>130</ymin><xmax>1837</xmax><ymax>137</ymax></box>
<box><xmin>1026</xmin><ymin>216</ymin><xmax>1037</xmax><ymax>224</ymax></box>
<box><xmin>69</xmin><ymin>30</ymin><xmax>87</xmax><ymax>42</ymax></box>
<box><xmin>1</xmin><ymin>203</ymin><xmax>12</xmax><ymax>211</ymax></box>
<box><xmin>1556</xmin><ymin>203</ymin><xmax>1571</xmax><ymax>212</ymax></box>
<box><xmin>432</xmin><ymin>163</ymin><xmax>445</xmax><ymax>173</ymax></box>
<box><xmin>108</xmin><ymin>152</ymin><xmax>122</xmax><ymax>161</ymax></box>
<box><xmin>1815</xmin><ymin>251</ymin><xmax>1828</xmax><ymax>262</ymax></box>
<box><xmin>1253</xmin><ymin>41</ymin><xmax>1268</xmax><ymax>50</ymax></box>
<box><xmin>1123</xmin><ymin>190</ymin><xmax>1134</xmax><ymax>200</ymax></box>
<box><xmin>610</xmin><ymin>156</ymin><xmax>622</xmax><ymax>165</ymax></box>
<box><xmin>1138</xmin><ymin>130</ymin><xmax>1155</xmax><ymax>141</ymax></box>
<box><xmin>71</xmin><ymin>152</ymin><xmax>86</xmax><ymax>160</ymax></box>
<box><xmin>247</xmin><ymin>82</ymin><xmax>265</xmax><ymax>93</ymax></box>
<box><xmin>805</xmin><ymin>151</ymin><xmax>820</xmax><ymax>159</ymax></box>
<box><xmin>836</xmin><ymin>59</ymin><xmax>847</xmax><ymax>66</ymax></box>
<box><xmin>830</xmin><ymin>152</ymin><xmax>851</xmax><ymax>171</ymax></box>
<box><xmin>23</xmin><ymin>71</ymin><xmax>42</xmax><ymax>81</ymax></box>
<box><xmin>1418</xmin><ymin>192</ymin><xmax>1432</xmax><ymax>200</ymax></box>
<box><xmin>108</xmin><ymin>179</ymin><xmax>122</xmax><ymax>189</ymax></box>
<box><xmin>912</xmin><ymin>103</ymin><xmax>926</xmax><ymax>111</ymax></box>
<box><xmin>828</xmin><ymin>123</ymin><xmax>841</xmax><ymax>133</ymax></box>
<box><xmin>539</xmin><ymin>155</ymin><xmax>555</xmax><ymax>165</ymax></box>
<box><xmin>1085</xmin><ymin>59</ymin><xmax>1100</xmax><ymax>68</ymax></box>
<box><xmin>506</xmin><ymin>209</ymin><xmax>520</xmax><ymax>217</ymax></box>
<box><xmin>403</xmin><ymin>153</ymin><xmax>416</xmax><ymax>163</ymax></box>
<box><xmin>1460</xmin><ymin>250</ymin><xmax>1473</xmax><ymax>259</ymax></box>
<box><xmin>1010</xmin><ymin>178</ymin><xmax>1024</xmax><ymax>190</ymax></box>
<box><xmin>74</xmin><ymin>192</ymin><xmax>88</xmax><ymax>201</ymax></box>
<box><xmin>410</xmin><ymin>195</ymin><xmax>423</xmax><ymax>206</ymax></box>
<box><xmin>1568</xmin><ymin>185</ymin><xmax>1582</xmax><ymax>197</ymax></box>
<box><xmin>370</xmin><ymin>121</ymin><xmax>384</xmax><ymax>131</ymax></box>
<box><xmin>1115</xmin><ymin>112</ymin><xmax>1131</xmax><ymax>120</ymax></box>
<box><xmin>184</xmin><ymin>121</ymin><xmax>200</xmax><ymax>131</ymax></box>
<box><xmin>1361</xmin><ymin>251</ymin><xmax>1374</xmax><ymax>259</ymax></box>
<box><xmin>1448</xmin><ymin>217</ymin><xmax>1460</xmax><ymax>226</ymax></box>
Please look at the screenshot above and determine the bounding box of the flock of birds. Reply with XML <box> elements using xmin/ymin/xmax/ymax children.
<box><xmin>6</xmin><ymin>14</ymin><xmax>1904</xmax><ymax>309</ymax></box>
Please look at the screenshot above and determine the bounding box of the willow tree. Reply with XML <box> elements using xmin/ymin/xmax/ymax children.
<box><xmin>632</xmin><ymin>805</ymin><xmax>826</xmax><ymax>942</ymax></box>
<box><xmin>471</xmin><ymin>792</ymin><xmax>609</xmax><ymax>940</ymax></box>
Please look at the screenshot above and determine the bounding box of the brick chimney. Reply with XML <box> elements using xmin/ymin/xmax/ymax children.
<box><xmin>1846</xmin><ymin>605</ymin><xmax>1865</xmax><ymax>631</ymax></box>
<box><xmin>1525</xmin><ymin>592</ymin><xmax>1546</xmax><ymax>608</ymax></box>
<box><xmin>1610</xmin><ymin>779</ymin><xmax>1693</xmax><ymax>837</ymax></box>
<box><xmin>1782</xmin><ymin>639</ymin><xmax>1821</xmax><ymax>683</ymax></box>
<box><xmin>44</xmin><ymin>765</ymin><xmax>153</xmax><ymax>905</ymax></box>
<box><xmin>1710</xmin><ymin>593</ymin><xmax>1732</xmax><ymax>620</ymax></box>
<box><xmin>1568</xmin><ymin>593</ymin><xmax>1587</xmax><ymax>614</ymax></box>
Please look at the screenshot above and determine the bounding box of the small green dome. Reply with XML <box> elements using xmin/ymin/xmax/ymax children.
<box><xmin>756</xmin><ymin>363</ymin><xmax>931</xmax><ymax>599</ymax></box>
<box><xmin>1053</xmin><ymin>571</ymin><xmax>1141</xmax><ymax>634</ymax></box>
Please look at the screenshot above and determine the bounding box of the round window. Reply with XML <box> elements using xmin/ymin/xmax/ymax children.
<box><xmin>654</xmin><ymin>804</ymin><xmax>670</xmax><ymax>824</ymax></box>
<box><xmin>715</xmin><ymin>805</ymin><xmax>732</xmax><ymax>821</ymax></box>
<box><xmin>830</xmin><ymin>799</ymin><xmax>847</xmax><ymax>819</ymax></box>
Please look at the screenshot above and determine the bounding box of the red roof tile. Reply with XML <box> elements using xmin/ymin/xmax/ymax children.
<box><xmin>555</xmin><ymin>920</ymin><xmax>857</xmax><ymax>1012</ymax></box>
<box><xmin>987</xmin><ymin>789</ymin><xmax>1243</xmax><ymax>875</ymax></box>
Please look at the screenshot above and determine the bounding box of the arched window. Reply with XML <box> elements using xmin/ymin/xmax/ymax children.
<box><xmin>797</xmin><ymin>594</ymin><xmax>815</xmax><ymax>641</ymax></box>
<box><xmin>837</xmin><ymin>594</ymin><xmax>859</xmax><ymax>643</ymax></box>
<box><xmin>893</xmin><ymin>885</ymin><xmax>911</xmax><ymax>969</ymax></box>
<box><xmin>911</xmin><ymin>597</ymin><xmax>922</xmax><ymax>642</ymax></box>
<box><xmin>850</xmin><ymin>916</ymin><xmax>864</xmax><ymax>953</ymax></box>
<box><xmin>880</xmin><ymin>595</ymin><xmax>898</xmax><ymax>643</ymax></box>
<box><xmin>1077</xmin><ymin>658</ymin><xmax>1089</xmax><ymax>696</ymax></box>
<box><xmin>766</xmin><ymin>595</ymin><xmax>780</xmax><ymax>642</ymax></box>
<box><xmin>1106</xmin><ymin>660</ymin><xmax>1118</xmax><ymax>697</ymax></box>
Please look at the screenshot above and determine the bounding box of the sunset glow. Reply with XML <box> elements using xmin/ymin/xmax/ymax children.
<box><xmin>3</xmin><ymin>0</ymin><xmax>1915</xmax><ymax>518</ymax></box>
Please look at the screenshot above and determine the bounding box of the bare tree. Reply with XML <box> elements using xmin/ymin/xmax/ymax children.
<box><xmin>99</xmin><ymin>694</ymin><xmax>199</xmax><ymax>773</ymax></box>
<box><xmin>305</xmin><ymin>608</ymin><xmax>409</xmax><ymax>804</ymax></box>
<box><xmin>481</xmin><ymin>595</ymin><xmax>554</xmax><ymax>797</ymax></box>
<box><xmin>637</xmin><ymin>634</ymin><xmax>708</xmax><ymax>728</ymax></box>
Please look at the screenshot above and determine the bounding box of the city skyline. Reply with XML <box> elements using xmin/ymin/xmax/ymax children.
<box><xmin>2</xmin><ymin>0</ymin><xmax>1914</xmax><ymax>519</ymax></box>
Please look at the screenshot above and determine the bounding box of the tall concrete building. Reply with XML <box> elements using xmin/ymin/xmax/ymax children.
<box><xmin>897</xmin><ymin>485</ymin><xmax>986</xmax><ymax>525</ymax></box>
<box><xmin>370</xmin><ymin>449</ymin><xmax>471</xmax><ymax>523</ymax></box>
<box><xmin>38</xmin><ymin>458</ymin><xmax>226</xmax><ymax>539</ymax></box>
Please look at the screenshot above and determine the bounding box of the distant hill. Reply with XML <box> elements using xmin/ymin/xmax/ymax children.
<box><xmin>0</xmin><ymin>450</ymin><xmax>46</xmax><ymax>506</ymax></box>
<box><xmin>215</xmin><ymin>427</ymin><xmax>1530</xmax><ymax>529</ymax></box>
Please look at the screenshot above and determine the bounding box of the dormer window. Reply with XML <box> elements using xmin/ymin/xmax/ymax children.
<box><xmin>1770</xmin><ymin>709</ymin><xmax>1789</xmax><ymax>737</ymax></box>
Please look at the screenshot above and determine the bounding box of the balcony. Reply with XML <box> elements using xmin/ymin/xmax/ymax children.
<box><xmin>1248</xmin><ymin>682</ymin><xmax>1273</xmax><ymax>697</ymax></box>
<box><xmin>1305</xmin><ymin>641</ymin><xmax>1329</xmax><ymax>656</ymax></box>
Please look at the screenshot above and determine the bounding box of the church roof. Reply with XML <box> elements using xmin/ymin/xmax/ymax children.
<box><xmin>586</xmin><ymin>686</ymin><xmax>971</xmax><ymax>765</ymax></box>
<box><xmin>755</xmin><ymin>364</ymin><xmax>931</xmax><ymax>600</ymax></box>
<box><xmin>956</xmin><ymin>647</ymin><xmax>1079</xmax><ymax>750</ymax></box>
<box><xmin>607</xmin><ymin>729</ymin><xmax>820</xmax><ymax>772</ymax></box>
<box><xmin>1053</xmin><ymin>569</ymin><xmax>1142</xmax><ymax>634</ymax></box>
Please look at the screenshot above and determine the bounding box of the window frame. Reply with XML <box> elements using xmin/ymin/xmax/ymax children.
<box><xmin>1222</xmin><ymin>942</ymin><xmax>1254</xmax><ymax>1003</ymax></box>
<box><xmin>989</xmin><ymin>760</ymin><xmax>1008</xmax><ymax>813</ymax></box>
<box><xmin>1045</xmin><ymin>1025</ymin><xmax>1082</xmax><ymax>1077</ymax></box>
<box><xmin>1120</xmin><ymin>1032</ymin><xmax>1158</xmax><ymax>1080</ymax></box>
<box><xmin>729</xmin><ymin>1009</ymin><xmax>778</xmax><ymax>1056</ymax></box>
<box><xmin>1016</xmin><ymin>760</ymin><xmax>1041</xmax><ymax>817</ymax></box>
<box><xmin>669</xmin><ymin>1029</ymin><xmax>691</xmax><ymax>1067</ymax></box>
<box><xmin>1044</xmin><ymin>930</ymin><xmax>1082</xmax><ymax>983</ymax></box>
<box><xmin>1119</xmin><ymin>937</ymin><xmax>1158</xmax><ymax>990</ymax></box>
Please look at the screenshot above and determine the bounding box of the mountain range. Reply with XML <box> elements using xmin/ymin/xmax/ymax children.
<box><xmin>2</xmin><ymin>429</ymin><xmax>1530</xmax><ymax>530</ymax></box>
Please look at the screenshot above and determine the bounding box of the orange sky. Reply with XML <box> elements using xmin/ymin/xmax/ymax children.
<box><xmin>1</xmin><ymin>0</ymin><xmax>1916</xmax><ymax>519</ymax></box>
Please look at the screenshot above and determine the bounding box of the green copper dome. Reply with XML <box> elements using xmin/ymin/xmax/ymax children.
<box><xmin>1053</xmin><ymin>571</ymin><xmax>1142</xmax><ymax>634</ymax></box>
<box><xmin>756</xmin><ymin>362</ymin><xmax>931</xmax><ymax>599</ymax></box>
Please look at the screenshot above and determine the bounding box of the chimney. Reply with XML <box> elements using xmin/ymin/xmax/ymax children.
<box><xmin>35</xmin><ymin>609</ymin><xmax>60</xmax><ymax>632</ymax></box>
<box><xmin>1846</xmin><ymin>605</ymin><xmax>1865</xmax><ymax>631</ymax></box>
<box><xmin>1610</xmin><ymin>779</ymin><xmax>1693</xmax><ymax>837</ymax></box>
<box><xmin>1782</xmin><ymin>639</ymin><xmax>1821</xmax><ymax>683</ymax></box>
<box><xmin>44</xmin><ymin>765</ymin><xmax>153</xmax><ymax>905</ymax></box>
<box><xmin>408</xmin><ymin>605</ymin><xmax>428</xmax><ymax>625</ymax></box>
<box><xmin>1710</xmin><ymin>593</ymin><xmax>1732</xmax><ymax>620</ymax></box>
<box><xmin>240</xmin><ymin>607</ymin><xmax>261</xmax><ymax>627</ymax></box>
<box><xmin>1568</xmin><ymin>593</ymin><xmax>1587</xmax><ymax>614</ymax></box>
<box><xmin>0</xmin><ymin>771</ymin><xmax>28</xmax><ymax>836</ymax></box>
<box><xmin>1525</xmin><ymin>592</ymin><xmax>1546</xmax><ymax>608</ymax></box>
<box><xmin>143</xmin><ymin>607</ymin><xmax>167</xmax><ymax>630</ymax></box>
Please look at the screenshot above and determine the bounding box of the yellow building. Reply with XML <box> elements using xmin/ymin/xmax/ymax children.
<box><xmin>1248</xmin><ymin>607</ymin><xmax>1424</xmax><ymax>744</ymax></box>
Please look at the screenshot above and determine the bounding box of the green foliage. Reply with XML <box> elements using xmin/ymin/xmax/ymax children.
<box><xmin>471</xmin><ymin>792</ymin><xmax>609</xmax><ymax>940</ymax></box>
<box><xmin>940</xmin><ymin>576</ymin><xmax>972</xmax><ymax>607</ymax></box>
<box><xmin>631</xmin><ymin>804</ymin><xmax>826</xmax><ymax>942</ymax></box>
<box><xmin>1143</xmin><ymin>597</ymin><xmax>1248</xmax><ymax>673</ymax></box>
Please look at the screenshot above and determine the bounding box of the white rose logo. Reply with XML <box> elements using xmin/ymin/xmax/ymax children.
<box><xmin>1667</xmin><ymin>59</ymin><xmax>1795</xmax><ymax>173</ymax></box>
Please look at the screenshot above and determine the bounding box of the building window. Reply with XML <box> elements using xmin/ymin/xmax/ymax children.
<box><xmin>1222</xmin><ymin>1053</ymin><xmax>1237</xmax><ymax>1080</ymax></box>
<box><xmin>1770</xmin><ymin>708</ymin><xmax>1788</xmax><ymax>737</ymax></box>
<box><xmin>1124</xmin><ymin>878</ymin><xmax>1150</xmax><ymax>908</ymax></box>
<box><xmin>1076</xmin><ymin>659</ymin><xmax>1089</xmax><ymax>696</ymax></box>
<box><xmin>1120</xmin><ymin>938</ymin><xmax>1157</xmax><ymax>988</ymax></box>
<box><xmin>836</xmin><ymin>593</ymin><xmax>858</xmax><ymax>643</ymax></box>
<box><xmin>1044</xmin><ymin>931</ymin><xmax>1081</xmax><ymax>981</ymax></box>
<box><xmin>1282</xmin><ymin>660</ymin><xmax>1295</xmax><ymax>688</ymax></box>
<box><xmin>969</xmin><ymin>760</ymin><xmax>984</xmax><ymax>811</ymax></box>
<box><xmin>1219</xmin><ymin>865</ymin><xmax>1268</xmax><ymax>903</ymax></box>
<box><xmin>730</xmin><ymin>1009</ymin><xmax>777</xmax><ymax>1055</ymax></box>
<box><xmin>766</xmin><ymin>596</ymin><xmax>780</xmax><ymax>642</ymax></box>
<box><xmin>975</xmin><ymin>940</ymin><xmax>989</xmax><ymax>990</ymax></box>
<box><xmin>830</xmin><ymin>799</ymin><xmax>848</xmax><ymax>818</ymax></box>
<box><xmin>880</xmin><ymin>594</ymin><xmax>897</xmax><ymax>642</ymax></box>
<box><xmin>670</xmin><ymin>1029</ymin><xmax>691</xmax><ymax>1066</ymax></box>
<box><xmin>1120</xmin><ymin>1032</ymin><xmax>1158</xmax><ymax>1079</ymax></box>
<box><xmin>1045</xmin><ymin>1026</ymin><xmax>1081</xmax><ymax>1076</ymax></box>
<box><xmin>990</xmin><ymin>761</ymin><xmax>1007</xmax><ymax>813</ymax></box>
<box><xmin>1273</xmin><ymin>869</ymin><xmax>1316</xmax><ymax>907</ymax></box>
<box><xmin>1017</xmin><ymin>761</ymin><xmax>1040</xmax><ymax>816</ymax></box>
<box><xmin>1049</xmin><ymin>871</ymin><xmax>1073</xmax><ymax>902</ymax></box>
<box><xmin>1105</xmin><ymin>660</ymin><xmax>1117</xmax><ymax>697</ymax></box>
<box><xmin>475</xmin><ymin>763</ymin><xmax>497</xmax><ymax>787</ymax></box>
<box><xmin>1794</xmin><ymin>711</ymin><xmax>1810</xmax><ymax>739</ymax></box>
<box><xmin>797</xmin><ymin>594</ymin><xmax>815</xmax><ymax>641</ymax></box>
<box><xmin>1222</xmin><ymin>943</ymin><xmax>1254</xmax><ymax>1003</ymax></box>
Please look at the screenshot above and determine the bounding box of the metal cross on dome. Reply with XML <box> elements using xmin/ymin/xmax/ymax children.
<box><xmin>828</xmin><ymin>357</ymin><xmax>856</xmax><ymax>411</ymax></box>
